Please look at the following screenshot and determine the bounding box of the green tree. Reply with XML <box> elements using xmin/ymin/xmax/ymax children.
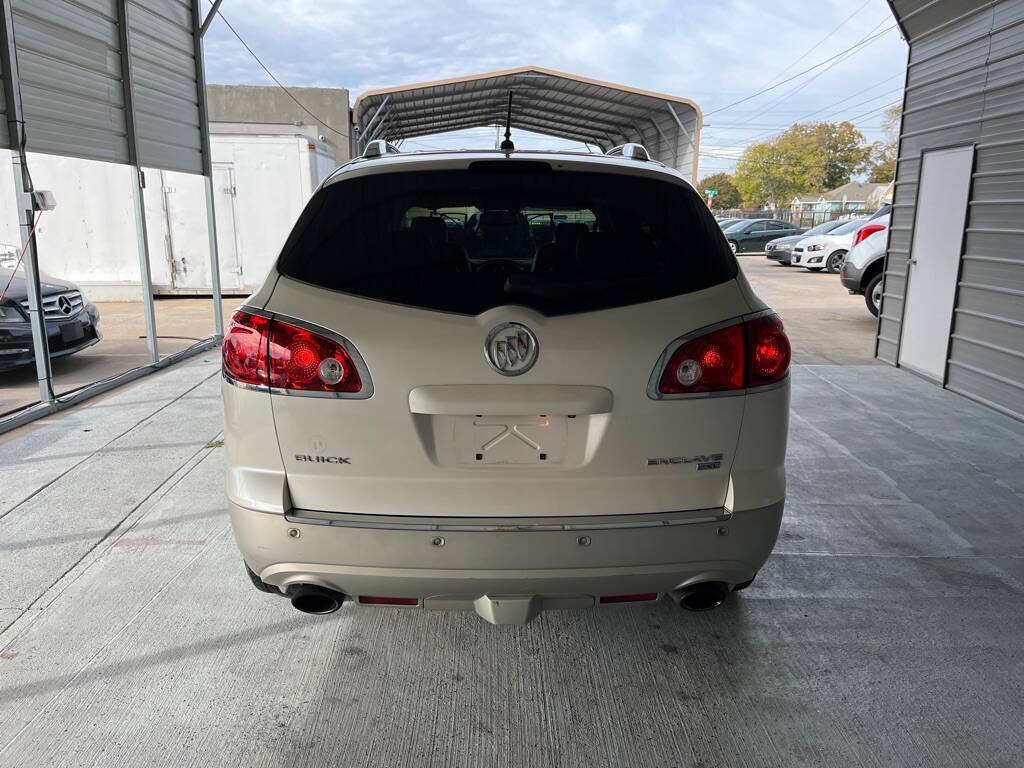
<box><xmin>697</xmin><ymin>173</ymin><xmax>741</xmax><ymax>209</ymax></box>
<box><xmin>733</xmin><ymin>121</ymin><xmax>869</xmax><ymax>206</ymax></box>
<box><xmin>864</xmin><ymin>105</ymin><xmax>901</xmax><ymax>182</ymax></box>
<box><xmin>734</xmin><ymin>141</ymin><xmax>799</xmax><ymax>207</ymax></box>
<box><xmin>814</xmin><ymin>121</ymin><xmax>870</xmax><ymax>189</ymax></box>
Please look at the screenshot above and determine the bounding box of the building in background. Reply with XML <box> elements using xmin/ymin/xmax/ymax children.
<box><xmin>881</xmin><ymin>0</ymin><xmax>1024</xmax><ymax>421</ymax></box>
<box><xmin>0</xmin><ymin>85</ymin><xmax>349</xmax><ymax>298</ymax></box>
<box><xmin>205</xmin><ymin>84</ymin><xmax>351</xmax><ymax>166</ymax></box>
<box><xmin>790</xmin><ymin>181</ymin><xmax>891</xmax><ymax>216</ymax></box>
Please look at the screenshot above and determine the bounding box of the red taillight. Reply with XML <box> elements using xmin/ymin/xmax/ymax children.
<box><xmin>222</xmin><ymin>311</ymin><xmax>270</xmax><ymax>386</ymax></box>
<box><xmin>269</xmin><ymin>319</ymin><xmax>362</xmax><ymax>393</ymax></box>
<box><xmin>658</xmin><ymin>324</ymin><xmax>745</xmax><ymax>394</ymax></box>
<box><xmin>853</xmin><ymin>223</ymin><xmax>886</xmax><ymax>246</ymax></box>
<box><xmin>744</xmin><ymin>313</ymin><xmax>791</xmax><ymax>387</ymax></box>
<box><xmin>222</xmin><ymin>310</ymin><xmax>364</xmax><ymax>394</ymax></box>
<box><xmin>358</xmin><ymin>596</ymin><xmax>419</xmax><ymax>606</ymax></box>
<box><xmin>656</xmin><ymin>313</ymin><xmax>790</xmax><ymax>395</ymax></box>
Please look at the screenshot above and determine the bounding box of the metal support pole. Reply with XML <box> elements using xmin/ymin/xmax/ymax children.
<box><xmin>665</xmin><ymin>102</ymin><xmax>695</xmax><ymax>148</ymax></box>
<box><xmin>2</xmin><ymin>0</ymin><xmax>53</xmax><ymax>404</ymax></box>
<box><xmin>203</xmin><ymin>175</ymin><xmax>223</xmax><ymax>336</ymax></box>
<box><xmin>15</xmin><ymin>193</ymin><xmax>54</xmax><ymax>403</ymax></box>
<box><xmin>118</xmin><ymin>0</ymin><xmax>159</xmax><ymax>362</ymax></box>
<box><xmin>360</xmin><ymin>95</ymin><xmax>389</xmax><ymax>151</ymax></box>
<box><xmin>129</xmin><ymin>169</ymin><xmax>159</xmax><ymax>362</ymax></box>
<box><xmin>193</xmin><ymin>0</ymin><xmax>223</xmax><ymax>338</ymax></box>
<box><xmin>199</xmin><ymin>0</ymin><xmax>224</xmax><ymax>37</ymax></box>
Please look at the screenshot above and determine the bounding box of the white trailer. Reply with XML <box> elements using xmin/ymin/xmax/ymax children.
<box><xmin>0</xmin><ymin>125</ymin><xmax>336</xmax><ymax>299</ymax></box>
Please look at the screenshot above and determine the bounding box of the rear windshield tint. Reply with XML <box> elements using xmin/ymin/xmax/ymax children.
<box><xmin>276</xmin><ymin>166</ymin><xmax>737</xmax><ymax>316</ymax></box>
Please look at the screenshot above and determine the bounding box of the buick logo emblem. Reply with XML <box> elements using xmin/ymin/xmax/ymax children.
<box><xmin>485</xmin><ymin>322</ymin><xmax>538</xmax><ymax>376</ymax></box>
<box><xmin>57</xmin><ymin>295</ymin><xmax>73</xmax><ymax>315</ymax></box>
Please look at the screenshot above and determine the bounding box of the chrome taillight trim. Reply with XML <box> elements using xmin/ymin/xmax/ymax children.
<box><xmin>645</xmin><ymin>308</ymin><xmax>789</xmax><ymax>400</ymax></box>
<box><xmin>267</xmin><ymin>311</ymin><xmax>374</xmax><ymax>400</ymax></box>
<box><xmin>221</xmin><ymin>306</ymin><xmax>374</xmax><ymax>399</ymax></box>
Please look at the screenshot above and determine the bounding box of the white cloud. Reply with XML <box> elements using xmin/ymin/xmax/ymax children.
<box><xmin>203</xmin><ymin>0</ymin><xmax>907</xmax><ymax>171</ymax></box>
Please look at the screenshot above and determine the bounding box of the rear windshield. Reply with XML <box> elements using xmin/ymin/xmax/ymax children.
<box><xmin>276</xmin><ymin>166</ymin><xmax>737</xmax><ymax>316</ymax></box>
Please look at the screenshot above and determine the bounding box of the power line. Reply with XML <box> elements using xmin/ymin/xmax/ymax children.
<box><xmin>706</xmin><ymin>83</ymin><xmax>903</xmax><ymax>146</ymax></box>
<box><xmin>722</xmin><ymin>16</ymin><xmax>895</xmax><ymax>131</ymax></box>
<box><xmin>846</xmin><ymin>99</ymin><xmax>902</xmax><ymax>124</ymax></box>
<box><xmin>704</xmin><ymin>23</ymin><xmax>897</xmax><ymax>117</ymax></box>
<box><xmin>752</xmin><ymin>0</ymin><xmax>873</xmax><ymax>93</ymax></box>
<box><xmin>206</xmin><ymin>2</ymin><xmax>350</xmax><ymax>140</ymax></box>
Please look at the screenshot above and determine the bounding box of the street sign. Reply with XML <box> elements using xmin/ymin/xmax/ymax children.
<box><xmin>707</xmin><ymin>189</ymin><xmax>718</xmax><ymax>196</ymax></box>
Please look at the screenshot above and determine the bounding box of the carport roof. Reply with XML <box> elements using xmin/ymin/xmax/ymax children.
<box><xmin>352</xmin><ymin>66</ymin><xmax>702</xmax><ymax>181</ymax></box>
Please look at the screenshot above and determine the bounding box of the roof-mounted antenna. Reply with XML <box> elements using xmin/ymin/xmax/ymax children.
<box><xmin>499</xmin><ymin>91</ymin><xmax>515</xmax><ymax>153</ymax></box>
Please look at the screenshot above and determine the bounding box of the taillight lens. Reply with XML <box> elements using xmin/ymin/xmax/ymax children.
<box><xmin>222</xmin><ymin>311</ymin><xmax>270</xmax><ymax>386</ymax></box>
<box><xmin>222</xmin><ymin>310</ymin><xmax>364</xmax><ymax>394</ymax></box>
<box><xmin>658</xmin><ymin>324</ymin><xmax>745</xmax><ymax>394</ymax></box>
<box><xmin>744</xmin><ymin>313</ymin><xmax>791</xmax><ymax>387</ymax></box>
<box><xmin>853</xmin><ymin>223</ymin><xmax>886</xmax><ymax>246</ymax></box>
<box><xmin>656</xmin><ymin>313</ymin><xmax>790</xmax><ymax>396</ymax></box>
<box><xmin>269</xmin><ymin>319</ymin><xmax>362</xmax><ymax>393</ymax></box>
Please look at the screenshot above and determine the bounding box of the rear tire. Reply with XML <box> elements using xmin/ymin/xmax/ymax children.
<box><xmin>865</xmin><ymin>273</ymin><xmax>883</xmax><ymax>317</ymax></box>
<box><xmin>826</xmin><ymin>250</ymin><xmax>846</xmax><ymax>273</ymax></box>
<box><xmin>728</xmin><ymin>240</ymin><xmax>738</xmax><ymax>255</ymax></box>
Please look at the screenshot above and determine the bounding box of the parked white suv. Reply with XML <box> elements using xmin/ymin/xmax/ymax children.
<box><xmin>221</xmin><ymin>144</ymin><xmax>791</xmax><ymax>624</ymax></box>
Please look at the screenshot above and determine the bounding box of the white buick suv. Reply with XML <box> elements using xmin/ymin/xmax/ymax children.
<box><xmin>222</xmin><ymin>142</ymin><xmax>790</xmax><ymax>624</ymax></box>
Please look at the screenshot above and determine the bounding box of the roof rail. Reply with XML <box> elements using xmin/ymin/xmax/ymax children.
<box><xmin>362</xmin><ymin>139</ymin><xmax>401</xmax><ymax>159</ymax></box>
<box><xmin>606</xmin><ymin>143</ymin><xmax>650</xmax><ymax>161</ymax></box>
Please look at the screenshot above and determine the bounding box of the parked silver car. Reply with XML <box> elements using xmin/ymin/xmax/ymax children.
<box><xmin>840</xmin><ymin>214</ymin><xmax>891</xmax><ymax>316</ymax></box>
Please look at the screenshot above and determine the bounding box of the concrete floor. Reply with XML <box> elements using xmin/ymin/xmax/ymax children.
<box><xmin>3</xmin><ymin>348</ymin><xmax>1024</xmax><ymax>763</ymax></box>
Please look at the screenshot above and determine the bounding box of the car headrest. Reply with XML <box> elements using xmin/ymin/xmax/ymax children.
<box><xmin>410</xmin><ymin>216</ymin><xmax>447</xmax><ymax>242</ymax></box>
<box><xmin>554</xmin><ymin>222</ymin><xmax>587</xmax><ymax>245</ymax></box>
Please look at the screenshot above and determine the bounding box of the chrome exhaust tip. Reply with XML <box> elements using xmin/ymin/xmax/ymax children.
<box><xmin>287</xmin><ymin>584</ymin><xmax>346</xmax><ymax>615</ymax></box>
<box><xmin>676</xmin><ymin>581</ymin><xmax>728</xmax><ymax>612</ymax></box>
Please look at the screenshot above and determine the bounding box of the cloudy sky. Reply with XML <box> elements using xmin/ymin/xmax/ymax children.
<box><xmin>203</xmin><ymin>0</ymin><xmax>907</xmax><ymax>174</ymax></box>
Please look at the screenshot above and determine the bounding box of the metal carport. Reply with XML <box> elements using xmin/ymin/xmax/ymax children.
<box><xmin>352</xmin><ymin>66</ymin><xmax>702</xmax><ymax>182</ymax></box>
<box><xmin>0</xmin><ymin>0</ymin><xmax>222</xmax><ymax>434</ymax></box>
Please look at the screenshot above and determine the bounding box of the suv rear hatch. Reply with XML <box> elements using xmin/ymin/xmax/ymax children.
<box><xmin>261</xmin><ymin>156</ymin><xmax>753</xmax><ymax>517</ymax></box>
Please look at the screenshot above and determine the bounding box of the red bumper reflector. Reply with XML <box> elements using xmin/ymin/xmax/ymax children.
<box><xmin>358</xmin><ymin>596</ymin><xmax>419</xmax><ymax>606</ymax></box>
<box><xmin>599</xmin><ymin>593</ymin><xmax>659</xmax><ymax>604</ymax></box>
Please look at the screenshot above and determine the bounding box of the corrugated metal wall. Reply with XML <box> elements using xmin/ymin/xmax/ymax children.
<box><xmin>1</xmin><ymin>0</ymin><xmax>204</xmax><ymax>174</ymax></box>
<box><xmin>881</xmin><ymin>0</ymin><xmax>1024</xmax><ymax>421</ymax></box>
<box><xmin>126</xmin><ymin>0</ymin><xmax>203</xmax><ymax>173</ymax></box>
<box><xmin>11</xmin><ymin>0</ymin><xmax>129</xmax><ymax>163</ymax></box>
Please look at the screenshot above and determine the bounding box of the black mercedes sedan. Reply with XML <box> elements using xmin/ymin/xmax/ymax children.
<box><xmin>0</xmin><ymin>268</ymin><xmax>101</xmax><ymax>371</ymax></box>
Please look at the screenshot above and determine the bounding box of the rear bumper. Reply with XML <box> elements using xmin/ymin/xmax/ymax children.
<box><xmin>839</xmin><ymin>260</ymin><xmax>865</xmax><ymax>292</ymax></box>
<box><xmin>231</xmin><ymin>501</ymin><xmax>784</xmax><ymax>615</ymax></box>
